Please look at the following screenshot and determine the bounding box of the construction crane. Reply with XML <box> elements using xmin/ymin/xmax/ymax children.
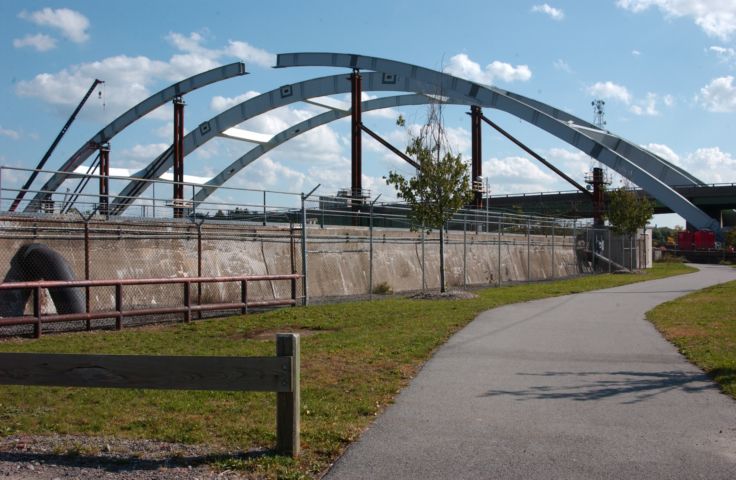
<box><xmin>9</xmin><ymin>78</ymin><xmax>104</xmax><ymax>212</ymax></box>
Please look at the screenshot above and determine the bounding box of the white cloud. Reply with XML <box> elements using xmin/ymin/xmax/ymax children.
<box><xmin>531</xmin><ymin>4</ymin><xmax>565</xmax><ymax>20</ymax></box>
<box><xmin>632</xmin><ymin>49</ymin><xmax>642</xmax><ymax>56</ymax></box>
<box><xmin>630</xmin><ymin>92</ymin><xmax>660</xmax><ymax>115</ymax></box>
<box><xmin>15</xmin><ymin>33</ymin><xmax>275</xmax><ymax>121</ymax></box>
<box><xmin>210</xmin><ymin>91</ymin><xmax>261</xmax><ymax>112</ymax></box>
<box><xmin>484</xmin><ymin>156</ymin><xmax>556</xmax><ymax>194</ymax></box>
<box><xmin>587</xmin><ymin>81</ymin><xmax>632</xmax><ymax>103</ymax></box>
<box><xmin>642</xmin><ymin>143</ymin><xmax>681</xmax><ymax>163</ymax></box>
<box><xmin>616</xmin><ymin>0</ymin><xmax>736</xmax><ymax>41</ymax></box>
<box><xmin>12</xmin><ymin>33</ymin><xmax>57</xmax><ymax>52</ymax></box>
<box><xmin>642</xmin><ymin>143</ymin><xmax>735</xmax><ymax>183</ymax></box>
<box><xmin>225</xmin><ymin>41</ymin><xmax>276</xmax><ymax>68</ymax></box>
<box><xmin>708</xmin><ymin>45</ymin><xmax>736</xmax><ymax>64</ymax></box>
<box><xmin>444</xmin><ymin>53</ymin><xmax>532</xmax><ymax>85</ymax></box>
<box><xmin>553</xmin><ymin>59</ymin><xmax>572</xmax><ymax>73</ymax></box>
<box><xmin>698</xmin><ymin>75</ymin><xmax>736</xmax><ymax>111</ymax></box>
<box><xmin>0</xmin><ymin>126</ymin><xmax>20</xmax><ymax>140</ymax></box>
<box><xmin>18</xmin><ymin>7</ymin><xmax>90</xmax><ymax>43</ymax></box>
<box><xmin>663</xmin><ymin>94</ymin><xmax>675</xmax><ymax>106</ymax></box>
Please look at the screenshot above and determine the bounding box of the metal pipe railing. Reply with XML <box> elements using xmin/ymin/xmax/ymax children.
<box><xmin>0</xmin><ymin>273</ymin><xmax>302</xmax><ymax>338</ymax></box>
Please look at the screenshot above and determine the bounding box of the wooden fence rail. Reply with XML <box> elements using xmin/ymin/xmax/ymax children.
<box><xmin>0</xmin><ymin>333</ymin><xmax>301</xmax><ymax>457</ymax></box>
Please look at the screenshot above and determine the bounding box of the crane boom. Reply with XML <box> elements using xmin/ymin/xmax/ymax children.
<box><xmin>9</xmin><ymin>78</ymin><xmax>104</xmax><ymax>212</ymax></box>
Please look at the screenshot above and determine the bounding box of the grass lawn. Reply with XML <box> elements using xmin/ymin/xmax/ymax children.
<box><xmin>647</xmin><ymin>278</ymin><xmax>736</xmax><ymax>399</ymax></box>
<box><xmin>0</xmin><ymin>262</ymin><xmax>695</xmax><ymax>478</ymax></box>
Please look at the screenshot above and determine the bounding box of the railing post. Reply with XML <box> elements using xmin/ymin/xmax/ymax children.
<box><xmin>276</xmin><ymin>333</ymin><xmax>300</xmax><ymax>458</ymax></box>
<box><xmin>463</xmin><ymin>213</ymin><xmax>467</xmax><ymax>289</ymax></box>
<box><xmin>33</xmin><ymin>286</ymin><xmax>41</xmax><ymax>338</ymax></box>
<box><xmin>183</xmin><ymin>282</ymin><xmax>191</xmax><ymax>323</ymax></box>
<box><xmin>263</xmin><ymin>190</ymin><xmax>267</xmax><ymax>226</ymax></box>
<box><xmin>421</xmin><ymin>224</ymin><xmax>426</xmax><ymax>292</ymax></box>
<box><xmin>241</xmin><ymin>280</ymin><xmax>248</xmax><ymax>314</ymax></box>
<box><xmin>115</xmin><ymin>283</ymin><xmax>123</xmax><ymax>330</ymax></box>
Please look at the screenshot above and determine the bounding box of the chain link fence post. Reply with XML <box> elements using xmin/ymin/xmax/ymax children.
<box><xmin>463</xmin><ymin>213</ymin><xmax>467</xmax><ymax>290</ymax></box>
<box><xmin>527</xmin><ymin>217</ymin><xmax>531</xmax><ymax>282</ymax></box>
<box><xmin>497</xmin><ymin>214</ymin><xmax>502</xmax><ymax>287</ymax></box>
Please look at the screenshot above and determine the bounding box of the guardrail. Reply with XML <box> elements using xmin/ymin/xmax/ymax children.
<box><xmin>0</xmin><ymin>274</ymin><xmax>301</xmax><ymax>338</ymax></box>
<box><xmin>0</xmin><ymin>332</ymin><xmax>301</xmax><ymax>457</ymax></box>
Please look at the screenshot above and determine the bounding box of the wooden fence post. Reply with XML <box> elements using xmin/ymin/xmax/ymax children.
<box><xmin>276</xmin><ymin>333</ymin><xmax>300</xmax><ymax>457</ymax></box>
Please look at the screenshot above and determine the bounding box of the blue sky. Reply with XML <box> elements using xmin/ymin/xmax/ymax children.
<box><xmin>1</xmin><ymin>0</ymin><xmax>735</xmax><ymax>226</ymax></box>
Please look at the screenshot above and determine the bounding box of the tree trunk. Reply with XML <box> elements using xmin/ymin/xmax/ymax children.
<box><xmin>439</xmin><ymin>224</ymin><xmax>446</xmax><ymax>293</ymax></box>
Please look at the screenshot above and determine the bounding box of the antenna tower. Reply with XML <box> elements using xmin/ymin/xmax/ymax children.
<box><xmin>592</xmin><ymin>99</ymin><xmax>606</xmax><ymax>129</ymax></box>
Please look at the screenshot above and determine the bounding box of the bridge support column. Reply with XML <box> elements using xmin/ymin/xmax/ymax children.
<box><xmin>98</xmin><ymin>143</ymin><xmax>110</xmax><ymax>216</ymax></box>
<box><xmin>592</xmin><ymin>167</ymin><xmax>605</xmax><ymax>227</ymax></box>
<box><xmin>173</xmin><ymin>96</ymin><xmax>185</xmax><ymax>218</ymax></box>
<box><xmin>350</xmin><ymin>69</ymin><xmax>362</xmax><ymax>205</ymax></box>
<box><xmin>471</xmin><ymin>106</ymin><xmax>483</xmax><ymax>209</ymax></box>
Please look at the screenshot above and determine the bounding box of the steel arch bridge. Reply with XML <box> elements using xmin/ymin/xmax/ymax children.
<box><xmin>22</xmin><ymin>52</ymin><xmax>721</xmax><ymax>234</ymax></box>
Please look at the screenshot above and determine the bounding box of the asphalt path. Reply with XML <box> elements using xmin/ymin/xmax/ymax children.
<box><xmin>325</xmin><ymin>264</ymin><xmax>736</xmax><ymax>479</ymax></box>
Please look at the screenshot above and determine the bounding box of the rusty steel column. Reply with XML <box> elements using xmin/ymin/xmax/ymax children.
<box><xmin>592</xmin><ymin>167</ymin><xmax>605</xmax><ymax>227</ymax></box>
<box><xmin>471</xmin><ymin>106</ymin><xmax>483</xmax><ymax>209</ymax></box>
<box><xmin>350</xmin><ymin>69</ymin><xmax>362</xmax><ymax>202</ymax></box>
<box><xmin>98</xmin><ymin>143</ymin><xmax>110</xmax><ymax>216</ymax></box>
<box><xmin>173</xmin><ymin>96</ymin><xmax>185</xmax><ymax>218</ymax></box>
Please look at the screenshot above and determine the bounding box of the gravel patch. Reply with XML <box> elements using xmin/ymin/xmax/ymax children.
<box><xmin>408</xmin><ymin>290</ymin><xmax>478</xmax><ymax>300</ymax></box>
<box><xmin>0</xmin><ymin>434</ymin><xmax>259</xmax><ymax>479</ymax></box>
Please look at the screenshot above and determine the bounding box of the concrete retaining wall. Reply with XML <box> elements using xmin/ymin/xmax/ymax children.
<box><xmin>0</xmin><ymin>216</ymin><xmax>584</xmax><ymax>313</ymax></box>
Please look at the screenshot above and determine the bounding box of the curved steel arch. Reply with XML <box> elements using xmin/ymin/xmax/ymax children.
<box><xmin>493</xmin><ymin>89</ymin><xmax>703</xmax><ymax>186</ymax></box>
<box><xmin>110</xmin><ymin>71</ymin><xmax>452</xmax><ymax>213</ymax></box>
<box><xmin>24</xmin><ymin>62</ymin><xmax>247</xmax><ymax>212</ymax></box>
<box><xmin>192</xmin><ymin>93</ymin><xmax>468</xmax><ymax>205</ymax></box>
<box><xmin>275</xmin><ymin>52</ymin><xmax>719</xmax><ymax>231</ymax></box>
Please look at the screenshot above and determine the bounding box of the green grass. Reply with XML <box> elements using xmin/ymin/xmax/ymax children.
<box><xmin>0</xmin><ymin>262</ymin><xmax>695</xmax><ymax>478</ymax></box>
<box><xmin>647</xmin><ymin>279</ymin><xmax>736</xmax><ymax>399</ymax></box>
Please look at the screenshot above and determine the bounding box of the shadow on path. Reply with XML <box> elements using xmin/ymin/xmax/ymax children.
<box><xmin>482</xmin><ymin>370</ymin><xmax>720</xmax><ymax>404</ymax></box>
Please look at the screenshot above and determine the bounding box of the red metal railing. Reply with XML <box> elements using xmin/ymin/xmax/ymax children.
<box><xmin>0</xmin><ymin>274</ymin><xmax>301</xmax><ymax>338</ymax></box>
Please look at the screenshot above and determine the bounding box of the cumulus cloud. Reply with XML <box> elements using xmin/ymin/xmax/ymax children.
<box><xmin>210</xmin><ymin>91</ymin><xmax>261</xmax><ymax>112</ymax></box>
<box><xmin>698</xmin><ymin>76</ymin><xmax>736</xmax><ymax>111</ymax></box>
<box><xmin>444</xmin><ymin>53</ymin><xmax>532</xmax><ymax>85</ymax></box>
<box><xmin>225</xmin><ymin>41</ymin><xmax>276</xmax><ymax>68</ymax></box>
<box><xmin>15</xmin><ymin>33</ymin><xmax>275</xmax><ymax>120</ymax></box>
<box><xmin>630</xmin><ymin>92</ymin><xmax>661</xmax><ymax>115</ymax></box>
<box><xmin>616</xmin><ymin>0</ymin><xmax>736</xmax><ymax>41</ymax></box>
<box><xmin>12</xmin><ymin>33</ymin><xmax>57</xmax><ymax>52</ymax></box>
<box><xmin>0</xmin><ymin>126</ymin><xmax>21</xmax><ymax>140</ymax></box>
<box><xmin>642</xmin><ymin>143</ymin><xmax>681</xmax><ymax>163</ymax></box>
<box><xmin>587</xmin><ymin>81</ymin><xmax>632</xmax><ymax>103</ymax></box>
<box><xmin>531</xmin><ymin>4</ymin><xmax>565</xmax><ymax>20</ymax></box>
<box><xmin>484</xmin><ymin>156</ymin><xmax>556</xmax><ymax>194</ymax></box>
<box><xmin>18</xmin><ymin>7</ymin><xmax>90</xmax><ymax>43</ymax></box>
<box><xmin>642</xmin><ymin>143</ymin><xmax>735</xmax><ymax>183</ymax></box>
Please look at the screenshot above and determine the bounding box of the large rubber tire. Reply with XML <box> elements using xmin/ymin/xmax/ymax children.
<box><xmin>0</xmin><ymin>243</ymin><xmax>84</xmax><ymax>316</ymax></box>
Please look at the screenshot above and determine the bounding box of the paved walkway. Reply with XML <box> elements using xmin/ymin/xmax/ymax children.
<box><xmin>325</xmin><ymin>265</ymin><xmax>736</xmax><ymax>479</ymax></box>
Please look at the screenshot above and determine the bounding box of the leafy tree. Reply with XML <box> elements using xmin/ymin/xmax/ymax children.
<box><xmin>606</xmin><ymin>187</ymin><xmax>653</xmax><ymax>234</ymax></box>
<box><xmin>385</xmin><ymin>106</ymin><xmax>474</xmax><ymax>292</ymax></box>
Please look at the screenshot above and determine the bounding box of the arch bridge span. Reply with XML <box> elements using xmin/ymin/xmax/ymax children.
<box><xmin>20</xmin><ymin>52</ymin><xmax>721</xmax><ymax>233</ymax></box>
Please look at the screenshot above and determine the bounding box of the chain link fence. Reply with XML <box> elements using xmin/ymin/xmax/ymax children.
<box><xmin>0</xmin><ymin>171</ymin><xmax>650</xmax><ymax>336</ymax></box>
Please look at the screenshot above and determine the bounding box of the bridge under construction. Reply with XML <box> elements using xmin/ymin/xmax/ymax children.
<box><xmin>3</xmin><ymin>52</ymin><xmax>734</xmax><ymax>235</ymax></box>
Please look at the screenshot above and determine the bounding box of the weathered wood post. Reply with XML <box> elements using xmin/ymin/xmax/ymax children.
<box><xmin>276</xmin><ymin>333</ymin><xmax>300</xmax><ymax>457</ymax></box>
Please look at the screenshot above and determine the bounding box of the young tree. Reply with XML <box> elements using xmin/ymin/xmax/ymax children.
<box><xmin>606</xmin><ymin>187</ymin><xmax>653</xmax><ymax>234</ymax></box>
<box><xmin>385</xmin><ymin>106</ymin><xmax>474</xmax><ymax>292</ymax></box>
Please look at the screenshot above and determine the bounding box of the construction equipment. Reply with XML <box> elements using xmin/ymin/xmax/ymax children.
<box><xmin>9</xmin><ymin>78</ymin><xmax>104</xmax><ymax>212</ymax></box>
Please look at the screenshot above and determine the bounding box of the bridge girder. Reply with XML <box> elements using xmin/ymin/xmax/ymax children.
<box><xmin>23</xmin><ymin>62</ymin><xmax>247</xmax><ymax>213</ymax></box>
<box><xmin>273</xmin><ymin>52</ymin><xmax>720</xmax><ymax>232</ymax></box>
